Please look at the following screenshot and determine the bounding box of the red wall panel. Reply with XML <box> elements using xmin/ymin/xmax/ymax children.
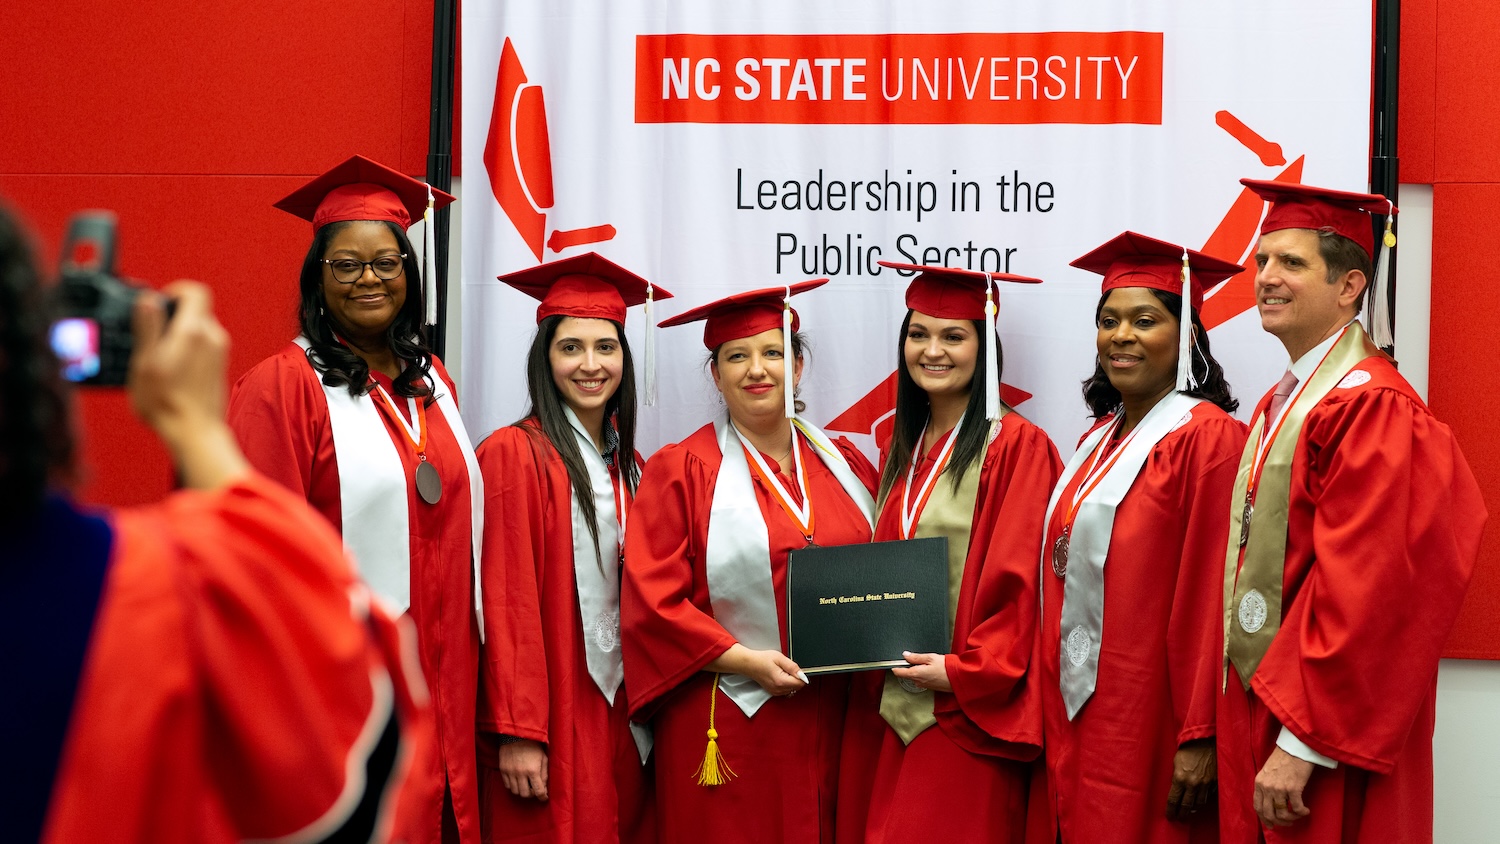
<box><xmin>1430</xmin><ymin>187</ymin><xmax>1500</xmax><ymax>658</ymax></box>
<box><xmin>1397</xmin><ymin>0</ymin><xmax>1436</xmax><ymax>183</ymax></box>
<box><xmin>1433</xmin><ymin>1</ymin><xmax>1500</xmax><ymax>182</ymax></box>
<box><xmin>0</xmin><ymin>0</ymin><xmax>435</xmax><ymax>506</ymax></box>
<box><xmin>0</xmin><ymin>2</ymin><xmax>432</xmax><ymax>176</ymax></box>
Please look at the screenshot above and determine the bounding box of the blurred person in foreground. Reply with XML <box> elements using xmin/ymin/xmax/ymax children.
<box><xmin>0</xmin><ymin>201</ymin><xmax>433</xmax><ymax>843</ymax></box>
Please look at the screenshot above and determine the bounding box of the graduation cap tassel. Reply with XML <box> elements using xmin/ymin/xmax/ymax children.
<box><xmin>423</xmin><ymin>186</ymin><xmax>438</xmax><ymax>327</ymax></box>
<box><xmin>1367</xmin><ymin>206</ymin><xmax>1396</xmax><ymax>348</ymax></box>
<box><xmin>983</xmin><ymin>279</ymin><xmax>1000</xmax><ymax>421</ymax></box>
<box><xmin>783</xmin><ymin>285</ymin><xmax>795</xmax><ymax>419</ymax></box>
<box><xmin>1177</xmin><ymin>249</ymin><xmax>1195</xmax><ymax>392</ymax></box>
<box><xmin>644</xmin><ymin>283</ymin><xmax>657</xmax><ymax>406</ymax></box>
<box><xmin>694</xmin><ymin>674</ymin><xmax>736</xmax><ymax>787</ymax></box>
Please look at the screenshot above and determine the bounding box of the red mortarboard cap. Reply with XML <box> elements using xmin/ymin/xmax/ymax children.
<box><xmin>275</xmin><ymin>155</ymin><xmax>456</xmax><ymax>231</ymax></box>
<box><xmin>499</xmin><ymin>252</ymin><xmax>671</xmax><ymax>324</ymax></box>
<box><xmin>658</xmin><ymin>279</ymin><xmax>828</xmax><ymax>349</ymax></box>
<box><xmin>1240</xmin><ymin>179</ymin><xmax>1394</xmax><ymax>259</ymax></box>
<box><xmin>1069</xmin><ymin>232</ymin><xmax>1243</xmax><ymax>311</ymax></box>
<box><xmin>878</xmin><ymin>261</ymin><xmax>1042</xmax><ymax>320</ymax></box>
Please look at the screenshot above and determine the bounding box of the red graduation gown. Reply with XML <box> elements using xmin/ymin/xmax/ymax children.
<box><xmin>1035</xmin><ymin>403</ymin><xmax>1246</xmax><ymax>844</ymax></box>
<box><xmin>836</xmin><ymin>413</ymin><xmax>1062</xmax><ymax>844</ymax></box>
<box><xmin>229</xmin><ymin>343</ymin><xmax>480</xmax><ymax>843</ymax></box>
<box><xmin>473</xmin><ymin>421</ymin><xmax>652</xmax><ymax>844</ymax></box>
<box><xmin>1216</xmin><ymin>359</ymin><xmax>1486</xmax><ymax>844</ymax></box>
<box><xmin>43</xmin><ymin>474</ymin><xmax>434</xmax><ymax>843</ymax></box>
<box><xmin>621</xmin><ymin>423</ymin><xmax>878</xmax><ymax>844</ymax></box>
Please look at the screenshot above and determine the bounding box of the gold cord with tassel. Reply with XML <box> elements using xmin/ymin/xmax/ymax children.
<box><xmin>694</xmin><ymin>673</ymin><xmax>736</xmax><ymax>786</ymax></box>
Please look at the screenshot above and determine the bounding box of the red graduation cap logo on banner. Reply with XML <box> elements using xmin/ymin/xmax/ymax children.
<box><xmin>484</xmin><ymin>38</ymin><xmax>620</xmax><ymax>262</ymax></box>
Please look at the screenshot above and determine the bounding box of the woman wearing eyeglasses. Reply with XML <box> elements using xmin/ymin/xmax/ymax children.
<box><xmin>229</xmin><ymin>156</ymin><xmax>486</xmax><ymax>844</ymax></box>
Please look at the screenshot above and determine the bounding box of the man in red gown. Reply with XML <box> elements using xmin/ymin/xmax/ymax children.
<box><xmin>1217</xmin><ymin>181</ymin><xmax>1486</xmax><ymax>844</ymax></box>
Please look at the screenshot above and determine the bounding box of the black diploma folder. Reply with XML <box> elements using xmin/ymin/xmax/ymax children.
<box><xmin>786</xmin><ymin>536</ymin><xmax>948</xmax><ymax>674</ymax></box>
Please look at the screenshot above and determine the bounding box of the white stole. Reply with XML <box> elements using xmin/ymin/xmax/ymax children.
<box><xmin>294</xmin><ymin>337</ymin><xmax>485</xmax><ymax>639</ymax></box>
<box><xmin>563</xmin><ymin>406</ymin><xmax>625</xmax><ymax>700</ymax></box>
<box><xmin>561</xmin><ymin>406</ymin><xmax>653</xmax><ymax>761</ymax></box>
<box><xmin>705</xmin><ymin>415</ymin><xmax>875</xmax><ymax>717</ymax></box>
<box><xmin>1041</xmin><ymin>391</ymin><xmax>1202</xmax><ymax>718</ymax></box>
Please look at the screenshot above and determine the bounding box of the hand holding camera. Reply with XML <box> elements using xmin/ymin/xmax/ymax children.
<box><xmin>128</xmin><ymin>282</ymin><xmax>250</xmax><ymax>491</ymax></box>
<box><xmin>50</xmin><ymin>211</ymin><xmax>249</xmax><ymax>491</ymax></box>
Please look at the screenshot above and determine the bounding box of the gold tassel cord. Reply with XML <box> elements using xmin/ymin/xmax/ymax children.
<box><xmin>694</xmin><ymin>673</ymin><xmax>737</xmax><ymax>786</ymax></box>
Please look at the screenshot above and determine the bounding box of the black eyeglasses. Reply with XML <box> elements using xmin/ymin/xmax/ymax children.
<box><xmin>321</xmin><ymin>254</ymin><xmax>408</xmax><ymax>284</ymax></box>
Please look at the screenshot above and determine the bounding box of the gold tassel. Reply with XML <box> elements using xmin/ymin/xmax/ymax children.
<box><xmin>695</xmin><ymin>673</ymin><xmax>736</xmax><ymax>786</ymax></box>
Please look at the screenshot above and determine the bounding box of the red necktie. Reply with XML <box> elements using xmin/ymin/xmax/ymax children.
<box><xmin>1267</xmin><ymin>370</ymin><xmax>1299</xmax><ymax>421</ymax></box>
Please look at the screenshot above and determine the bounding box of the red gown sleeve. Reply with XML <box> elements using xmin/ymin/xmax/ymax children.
<box><xmin>474</xmin><ymin>424</ymin><xmax>553</xmax><ymax>742</ymax></box>
<box><xmin>940</xmin><ymin>417</ymin><xmax>1062</xmax><ymax>758</ymax></box>
<box><xmin>228</xmin><ymin>348</ymin><xmax>326</xmax><ymax>502</ymax></box>
<box><xmin>621</xmin><ymin>441</ymin><xmax>738</xmax><ymax>720</ymax></box>
<box><xmin>832</xmin><ymin>435</ymin><xmax>880</xmax><ymax>497</ymax></box>
<box><xmin>1162</xmin><ymin>413</ymin><xmax>1247</xmax><ymax>746</ymax></box>
<box><xmin>1252</xmin><ymin>387</ymin><xmax>1486</xmax><ymax>773</ymax></box>
<box><xmin>45</xmin><ymin>473</ymin><xmax>432</xmax><ymax>842</ymax></box>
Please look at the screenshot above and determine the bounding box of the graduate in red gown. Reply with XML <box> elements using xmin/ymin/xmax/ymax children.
<box><xmin>1217</xmin><ymin>182</ymin><xmax>1486</xmax><ymax>843</ymax></box>
<box><xmin>621</xmin><ymin>280</ymin><xmax>879</xmax><ymax>844</ymax></box>
<box><xmin>0</xmin><ymin>213</ymin><xmax>432</xmax><ymax>843</ymax></box>
<box><xmin>834</xmin><ymin>263</ymin><xmax>1061</xmax><ymax>844</ymax></box>
<box><xmin>228</xmin><ymin>156</ymin><xmax>485</xmax><ymax>843</ymax></box>
<box><xmin>473</xmin><ymin>253</ymin><xmax>672</xmax><ymax>844</ymax></box>
<box><xmin>1033</xmin><ymin>233</ymin><xmax>1248</xmax><ymax>844</ymax></box>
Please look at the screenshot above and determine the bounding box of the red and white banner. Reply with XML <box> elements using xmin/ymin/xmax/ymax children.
<box><xmin>460</xmin><ymin>2</ymin><xmax>1371</xmax><ymax>456</ymax></box>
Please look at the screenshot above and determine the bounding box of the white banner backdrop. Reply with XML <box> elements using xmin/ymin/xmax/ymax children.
<box><xmin>460</xmin><ymin>1</ymin><xmax>1371</xmax><ymax>458</ymax></box>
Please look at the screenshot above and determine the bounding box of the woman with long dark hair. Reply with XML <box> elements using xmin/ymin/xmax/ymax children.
<box><xmin>228</xmin><ymin>155</ymin><xmax>485</xmax><ymax>843</ymax></box>
<box><xmin>836</xmin><ymin>262</ymin><xmax>1061</xmax><ymax>844</ymax></box>
<box><xmin>473</xmin><ymin>254</ymin><xmax>670</xmax><ymax>844</ymax></box>
<box><xmin>621</xmin><ymin>280</ymin><xmax>878</xmax><ymax>844</ymax></box>
<box><xmin>1033</xmin><ymin>232</ymin><xmax>1248</xmax><ymax>844</ymax></box>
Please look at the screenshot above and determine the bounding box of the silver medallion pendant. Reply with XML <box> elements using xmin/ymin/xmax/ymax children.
<box><xmin>1065</xmin><ymin>625</ymin><xmax>1091</xmax><ymax>668</ymax></box>
<box><xmin>416</xmin><ymin>460</ymin><xmax>442</xmax><ymax>505</ymax></box>
<box><xmin>1238</xmin><ymin>589</ymin><xmax>1268</xmax><ymax>634</ymax></box>
<box><xmin>594</xmin><ymin>610</ymin><xmax>621</xmax><ymax>653</ymax></box>
<box><xmin>1052</xmin><ymin>532</ymin><xmax>1070</xmax><ymax>578</ymax></box>
<box><xmin>1239</xmin><ymin>498</ymin><xmax>1253</xmax><ymax>547</ymax></box>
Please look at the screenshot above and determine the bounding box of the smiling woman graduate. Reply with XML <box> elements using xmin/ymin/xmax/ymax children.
<box><xmin>228</xmin><ymin>155</ymin><xmax>485</xmax><ymax>844</ymax></box>
<box><xmin>620</xmin><ymin>280</ymin><xmax>878</xmax><ymax>844</ymax></box>
<box><xmin>1032</xmin><ymin>232</ymin><xmax>1247</xmax><ymax>844</ymax></box>
<box><xmin>473</xmin><ymin>253</ymin><xmax>670</xmax><ymax>844</ymax></box>
<box><xmin>834</xmin><ymin>262</ymin><xmax>1061</xmax><ymax>844</ymax></box>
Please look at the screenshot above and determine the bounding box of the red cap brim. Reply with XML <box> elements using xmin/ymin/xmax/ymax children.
<box><xmin>1241</xmin><ymin>179</ymin><xmax>1394</xmax><ymax>259</ymax></box>
<box><xmin>878</xmin><ymin>261</ymin><xmax>1042</xmax><ymax>320</ymax></box>
<box><xmin>275</xmin><ymin>155</ymin><xmax>456</xmax><ymax>231</ymax></box>
<box><xmin>499</xmin><ymin>252</ymin><xmax>671</xmax><ymax>324</ymax></box>
<box><xmin>658</xmin><ymin>279</ymin><xmax>828</xmax><ymax>349</ymax></box>
<box><xmin>1069</xmin><ymin>231</ymin><xmax>1243</xmax><ymax>311</ymax></box>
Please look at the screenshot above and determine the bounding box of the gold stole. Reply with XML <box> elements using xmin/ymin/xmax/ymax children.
<box><xmin>878</xmin><ymin>420</ymin><xmax>995</xmax><ymax>744</ymax></box>
<box><xmin>1222</xmin><ymin>325</ymin><xmax>1380</xmax><ymax>689</ymax></box>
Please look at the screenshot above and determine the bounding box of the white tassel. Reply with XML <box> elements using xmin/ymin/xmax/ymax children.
<box><xmin>1177</xmin><ymin>249</ymin><xmax>1195</xmax><ymax>392</ymax></box>
<box><xmin>984</xmin><ymin>278</ymin><xmax>1000</xmax><ymax>421</ymax></box>
<box><xmin>783</xmin><ymin>285</ymin><xmax>795</xmax><ymax>419</ymax></box>
<box><xmin>423</xmin><ymin>186</ymin><xmax>438</xmax><ymax>327</ymax></box>
<box><xmin>644</xmin><ymin>283</ymin><xmax>657</xmax><ymax>406</ymax></box>
<box><xmin>1367</xmin><ymin>205</ymin><xmax>1396</xmax><ymax>348</ymax></box>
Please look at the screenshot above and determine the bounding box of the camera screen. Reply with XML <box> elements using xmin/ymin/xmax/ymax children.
<box><xmin>51</xmin><ymin>317</ymin><xmax>101</xmax><ymax>382</ymax></box>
